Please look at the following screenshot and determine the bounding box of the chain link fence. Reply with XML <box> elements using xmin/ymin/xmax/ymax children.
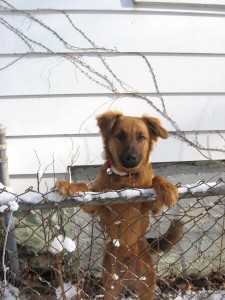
<box><xmin>0</xmin><ymin>179</ymin><xmax>225</xmax><ymax>299</ymax></box>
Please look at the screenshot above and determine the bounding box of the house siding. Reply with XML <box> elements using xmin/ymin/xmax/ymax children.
<box><xmin>0</xmin><ymin>0</ymin><xmax>224</xmax><ymax>193</ymax></box>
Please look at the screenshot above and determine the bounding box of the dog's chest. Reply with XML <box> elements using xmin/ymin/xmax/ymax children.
<box><xmin>99</xmin><ymin>203</ymin><xmax>149</xmax><ymax>246</ymax></box>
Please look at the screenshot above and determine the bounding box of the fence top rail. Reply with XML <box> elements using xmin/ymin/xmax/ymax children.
<box><xmin>0</xmin><ymin>180</ymin><xmax>224</xmax><ymax>212</ymax></box>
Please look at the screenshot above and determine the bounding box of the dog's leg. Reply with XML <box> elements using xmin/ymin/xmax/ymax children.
<box><xmin>151</xmin><ymin>175</ymin><xmax>178</xmax><ymax>214</ymax></box>
<box><xmin>134</xmin><ymin>253</ymin><xmax>156</xmax><ymax>300</ymax></box>
<box><xmin>102</xmin><ymin>247</ymin><xmax>124</xmax><ymax>300</ymax></box>
<box><xmin>103</xmin><ymin>282</ymin><xmax>123</xmax><ymax>300</ymax></box>
<box><xmin>102</xmin><ymin>271</ymin><xmax>123</xmax><ymax>299</ymax></box>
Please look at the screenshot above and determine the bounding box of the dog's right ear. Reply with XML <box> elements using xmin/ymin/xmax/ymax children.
<box><xmin>142</xmin><ymin>115</ymin><xmax>168</xmax><ymax>141</ymax></box>
<box><xmin>96</xmin><ymin>111</ymin><xmax>122</xmax><ymax>142</ymax></box>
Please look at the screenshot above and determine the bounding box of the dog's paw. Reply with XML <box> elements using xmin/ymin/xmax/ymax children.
<box><xmin>152</xmin><ymin>176</ymin><xmax>178</xmax><ymax>208</ymax></box>
<box><xmin>55</xmin><ymin>180</ymin><xmax>89</xmax><ymax>196</ymax></box>
<box><xmin>55</xmin><ymin>179</ymin><xmax>71</xmax><ymax>195</ymax></box>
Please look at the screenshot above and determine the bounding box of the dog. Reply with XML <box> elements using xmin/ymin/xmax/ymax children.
<box><xmin>56</xmin><ymin>111</ymin><xmax>182</xmax><ymax>300</ymax></box>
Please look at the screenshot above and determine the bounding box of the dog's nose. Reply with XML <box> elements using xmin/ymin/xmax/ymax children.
<box><xmin>122</xmin><ymin>152</ymin><xmax>139</xmax><ymax>168</ymax></box>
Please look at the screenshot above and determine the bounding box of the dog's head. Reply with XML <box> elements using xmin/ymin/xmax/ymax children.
<box><xmin>97</xmin><ymin>111</ymin><xmax>168</xmax><ymax>173</ymax></box>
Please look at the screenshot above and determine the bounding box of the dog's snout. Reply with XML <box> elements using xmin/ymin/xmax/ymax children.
<box><xmin>125</xmin><ymin>152</ymin><xmax>138</xmax><ymax>163</ymax></box>
<box><xmin>122</xmin><ymin>151</ymin><xmax>140</xmax><ymax>168</ymax></box>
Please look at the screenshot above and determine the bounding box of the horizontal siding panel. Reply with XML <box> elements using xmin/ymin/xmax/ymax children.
<box><xmin>7</xmin><ymin>133</ymin><xmax>225</xmax><ymax>175</ymax></box>
<box><xmin>0</xmin><ymin>55</ymin><xmax>225</xmax><ymax>96</ymax></box>
<box><xmin>1</xmin><ymin>13</ymin><xmax>225</xmax><ymax>54</ymax></box>
<box><xmin>9</xmin><ymin>175</ymin><xmax>61</xmax><ymax>194</ymax></box>
<box><xmin>1</xmin><ymin>0</ymin><xmax>225</xmax><ymax>12</ymax></box>
<box><xmin>7</xmin><ymin>136</ymin><xmax>104</xmax><ymax>175</ymax></box>
<box><xmin>0</xmin><ymin>0</ymin><xmax>132</xmax><ymax>11</ymax></box>
<box><xmin>135</xmin><ymin>0</ymin><xmax>225</xmax><ymax>5</ymax></box>
<box><xmin>1</xmin><ymin>96</ymin><xmax>224</xmax><ymax>136</ymax></box>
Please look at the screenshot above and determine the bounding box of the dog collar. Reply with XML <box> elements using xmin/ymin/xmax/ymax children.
<box><xmin>105</xmin><ymin>160</ymin><xmax>138</xmax><ymax>177</ymax></box>
<box><xmin>106</xmin><ymin>160</ymin><xmax>113</xmax><ymax>174</ymax></box>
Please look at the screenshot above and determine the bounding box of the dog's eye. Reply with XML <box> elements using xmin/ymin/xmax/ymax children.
<box><xmin>116</xmin><ymin>133</ymin><xmax>125</xmax><ymax>141</ymax></box>
<box><xmin>137</xmin><ymin>135</ymin><xmax>145</xmax><ymax>142</ymax></box>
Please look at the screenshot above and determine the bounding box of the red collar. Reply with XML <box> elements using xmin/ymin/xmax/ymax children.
<box><xmin>105</xmin><ymin>160</ymin><xmax>139</xmax><ymax>177</ymax></box>
<box><xmin>106</xmin><ymin>160</ymin><xmax>112</xmax><ymax>169</ymax></box>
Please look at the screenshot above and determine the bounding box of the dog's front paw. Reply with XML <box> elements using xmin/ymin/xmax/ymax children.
<box><xmin>152</xmin><ymin>176</ymin><xmax>178</xmax><ymax>208</ymax></box>
<box><xmin>55</xmin><ymin>179</ymin><xmax>71</xmax><ymax>195</ymax></box>
<box><xmin>55</xmin><ymin>180</ymin><xmax>89</xmax><ymax>196</ymax></box>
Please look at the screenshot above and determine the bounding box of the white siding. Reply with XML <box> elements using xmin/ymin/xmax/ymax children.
<box><xmin>1</xmin><ymin>13</ymin><xmax>225</xmax><ymax>54</ymax></box>
<box><xmin>1</xmin><ymin>55</ymin><xmax>225</xmax><ymax>95</ymax></box>
<box><xmin>0</xmin><ymin>0</ymin><xmax>224</xmax><ymax>193</ymax></box>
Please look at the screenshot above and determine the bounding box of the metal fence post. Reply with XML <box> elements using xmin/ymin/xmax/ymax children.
<box><xmin>0</xmin><ymin>124</ymin><xmax>20</xmax><ymax>282</ymax></box>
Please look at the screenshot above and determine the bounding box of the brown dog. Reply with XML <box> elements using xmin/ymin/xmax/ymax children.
<box><xmin>56</xmin><ymin>111</ymin><xmax>182</xmax><ymax>300</ymax></box>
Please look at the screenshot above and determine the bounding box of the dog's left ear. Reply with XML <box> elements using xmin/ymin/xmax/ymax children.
<box><xmin>142</xmin><ymin>115</ymin><xmax>168</xmax><ymax>141</ymax></box>
<box><xmin>96</xmin><ymin>111</ymin><xmax>122</xmax><ymax>142</ymax></box>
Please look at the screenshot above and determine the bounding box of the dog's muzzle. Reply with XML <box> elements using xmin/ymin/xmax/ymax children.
<box><xmin>120</xmin><ymin>151</ymin><xmax>141</xmax><ymax>169</ymax></box>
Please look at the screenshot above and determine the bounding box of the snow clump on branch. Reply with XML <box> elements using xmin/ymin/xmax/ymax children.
<box><xmin>49</xmin><ymin>235</ymin><xmax>76</xmax><ymax>254</ymax></box>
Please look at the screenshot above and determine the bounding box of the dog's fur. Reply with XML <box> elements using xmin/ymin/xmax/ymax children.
<box><xmin>56</xmin><ymin>111</ymin><xmax>182</xmax><ymax>300</ymax></box>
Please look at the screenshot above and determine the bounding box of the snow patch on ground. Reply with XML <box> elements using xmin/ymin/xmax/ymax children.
<box><xmin>172</xmin><ymin>290</ymin><xmax>225</xmax><ymax>300</ymax></box>
<box><xmin>55</xmin><ymin>282</ymin><xmax>77</xmax><ymax>300</ymax></box>
<box><xmin>1</xmin><ymin>281</ymin><xmax>224</xmax><ymax>299</ymax></box>
<box><xmin>0</xmin><ymin>282</ymin><xmax>19</xmax><ymax>300</ymax></box>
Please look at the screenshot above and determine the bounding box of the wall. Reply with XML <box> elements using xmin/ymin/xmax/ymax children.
<box><xmin>0</xmin><ymin>0</ymin><xmax>224</xmax><ymax>193</ymax></box>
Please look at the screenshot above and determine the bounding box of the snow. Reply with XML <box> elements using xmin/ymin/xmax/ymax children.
<box><xmin>0</xmin><ymin>282</ymin><xmax>19</xmax><ymax>300</ymax></box>
<box><xmin>139</xmin><ymin>276</ymin><xmax>146</xmax><ymax>281</ymax></box>
<box><xmin>0</xmin><ymin>184</ymin><xmax>19</xmax><ymax>213</ymax></box>
<box><xmin>0</xmin><ymin>200</ymin><xmax>19</xmax><ymax>213</ymax></box>
<box><xmin>96</xmin><ymin>191</ymin><xmax>120</xmax><ymax>200</ymax></box>
<box><xmin>120</xmin><ymin>189</ymin><xmax>142</xmax><ymax>198</ymax></box>
<box><xmin>0</xmin><ymin>280</ymin><xmax>224</xmax><ymax>299</ymax></box>
<box><xmin>0</xmin><ymin>183</ymin><xmax>15</xmax><ymax>204</ymax></box>
<box><xmin>0</xmin><ymin>204</ymin><xmax>8</xmax><ymax>213</ymax></box>
<box><xmin>46</xmin><ymin>191</ymin><xmax>65</xmax><ymax>202</ymax></box>
<box><xmin>114</xmin><ymin>220</ymin><xmax>122</xmax><ymax>225</ymax></box>
<box><xmin>178</xmin><ymin>181</ymin><xmax>218</xmax><ymax>195</ymax></box>
<box><xmin>0</xmin><ymin>180</ymin><xmax>223</xmax><ymax>211</ymax></box>
<box><xmin>112</xmin><ymin>274</ymin><xmax>119</xmax><ymax>280</ymax></box>
<box><xmin>19</xmin><ymin>190</ymin><xmax>62</xmax><ymax>204</ymax></box>
<box><xmin>8</xmin><ymin>201</ymin><xmax>19</xmax><ymax>212</ymax></box>
<box><xmin>49</xmin><ymin>235</ymin><xmax>76</xmax><ymax>254</ymax></box>
<box><xmin>112</xmin><ymin>239</ymin><xmax>120</xmax><ymax>247</ymax></box>
<box><xmin>0</xmin><ymin>183</ymin><xmax>13</xmax><ymax>193</ymax></box>
<box><xmin>63</xmin><ymin>237</ymin><xmax>76</xmax><ymax>252</ymax></box>
<box><xmin>56</xmin><ymin>282</ymin><xmax>77</xmax><ymax>300</ymax></box>
<box><xmin>120</xmin><ymin>290</ymin><xmax>225</xmax><ymax>300</ymax></box>
<box><xmin>209</xmin><ymin>292</ymin><xmax>225</xmax><ymax>300</ymax></box>
<box><xmin>171</xmin><ymin>290</ymin><xmax>225</xmax><ymax>300</ymax></box>
<box><xmin>49</xmin><ymin>235</ymin><xmax>64</xmax><ymax>254</ymax></box>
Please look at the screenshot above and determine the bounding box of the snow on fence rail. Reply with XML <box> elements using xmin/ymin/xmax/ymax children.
<box><xmin>0</xmin><ymin>179</ymin><xmax>225</xmax><ymax>299</ymax></box>
<box><xmin>0</xmin><ymin>180</ymin><xmax>225</xmax><ymax>211</ymax></box>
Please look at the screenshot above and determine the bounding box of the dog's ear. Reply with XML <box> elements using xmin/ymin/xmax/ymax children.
<box><xmin>142</xmin><ymin>115</ymin><xmax>168</xmax><ymax>141</ymax></box>
<box><xmin>96</xmin><ymin>111</ymin><xmax>122</xmax><ymax>141</ymax></box>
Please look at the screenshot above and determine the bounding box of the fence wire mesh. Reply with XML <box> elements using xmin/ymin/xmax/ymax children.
<box><xmin>0</xmin><ymin>179</ymin><xmax>225</xmax><ymax>300</ymax></box>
